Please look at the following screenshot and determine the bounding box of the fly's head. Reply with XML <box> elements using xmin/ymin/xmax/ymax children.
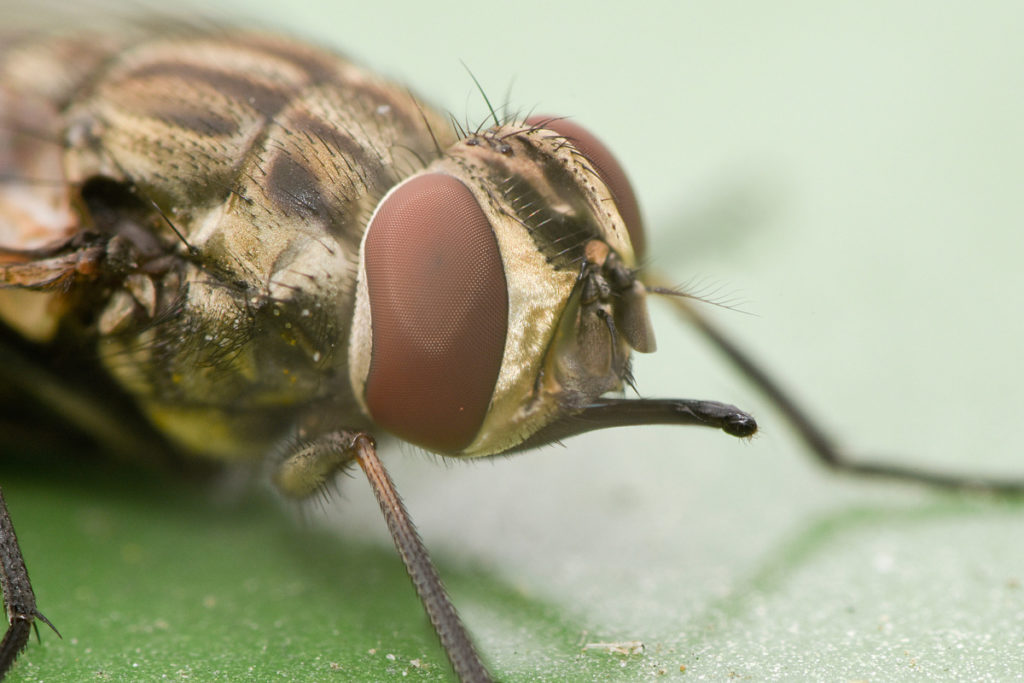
<box><xmin>348</xmin><ymin>116</ymin><xmax>659</xmax><ymax>456</ymax></box>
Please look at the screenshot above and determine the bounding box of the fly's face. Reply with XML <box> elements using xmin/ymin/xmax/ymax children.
<box><xmin>349</xmin><ymin>117</ymin><xmax>657</xmax><ymax>456</ymax></box>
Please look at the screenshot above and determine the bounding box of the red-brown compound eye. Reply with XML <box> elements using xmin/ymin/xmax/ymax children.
<box><xmin>525</xmin><ymin>115</ymin><xmax>645</xmax><ymax>258</ymax></box>
<box><xmin>363</xmin><ymin>173</ymin><xmax>508</xmax><ymax>453</ymax></box>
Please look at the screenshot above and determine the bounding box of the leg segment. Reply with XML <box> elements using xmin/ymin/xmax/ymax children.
<box><xmin>649</xmin><ymin>278</ymin><xmax>1024</xmax><ymax>494</ymax></box>
<box><xmin>272</xmin><ymin>432</ymin><xmax>492</xmax><ymax>682</ymax></box>
<box><xmin>0</xmin><ymin>486</ymin><xmax>58</xmax><ymax>680</ymax></box>
<box><xmin>353</xmin><ymin>435</ymin><xmax>492</xmax><ymax>682</ymax></box>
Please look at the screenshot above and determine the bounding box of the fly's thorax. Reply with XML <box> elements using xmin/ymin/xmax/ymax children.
<box><xmin>349</xmin><ymin>121</ymin><xmax>656</xmax><ymax>457</ymax></box>
<box><xmin>57</xmin><ymin>29</ymin><xmax>453</xmax><ymax>240</ymax></box>
<box><xmin>0</xmin><ymin>27</ymin><xmax>458</xmax><ymax>460</ymax></box>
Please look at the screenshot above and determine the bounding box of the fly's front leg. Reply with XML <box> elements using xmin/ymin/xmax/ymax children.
<box><xmin>648</xmin><ymin>274</ymin><xmax>1024</xmax><ymax>494</ymax></box>
<box><xmin>272</xmin><ymin>431</ymin><xmax>492</xmax><ymax>682</ymax></box>
<box><xmin>0</xmin><ymin>486</ymin><xmax>58</xmax><ymax>680</ymax></box>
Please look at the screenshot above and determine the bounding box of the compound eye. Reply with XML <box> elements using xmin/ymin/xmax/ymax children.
<box><xmin>363</xmin><ymin>173</ymin><xmax>508</xmax><ymax>453</ymax></box>
<box><xmin>526</xmin><ymin>115</ymin><xmax>645</xmax><ymax>258</ymax></box>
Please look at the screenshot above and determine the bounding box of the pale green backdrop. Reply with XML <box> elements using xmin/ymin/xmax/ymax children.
<box><xmin>4</xmin><ymin>1</ymin><xmax>1023</xmax><ymax>680</ymax></box>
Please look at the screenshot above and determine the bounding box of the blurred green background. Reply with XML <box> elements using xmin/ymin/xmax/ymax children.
<box><xmin>4</xmin><ymin>1</ymin><xmax>1024</xmax><ymax>680</ymax></box>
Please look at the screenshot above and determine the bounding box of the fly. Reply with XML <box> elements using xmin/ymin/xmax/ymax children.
<box><xmin>0</xmin><ymin>18</ymin><xmax>1021</xmax><ymax>683</ymax></box>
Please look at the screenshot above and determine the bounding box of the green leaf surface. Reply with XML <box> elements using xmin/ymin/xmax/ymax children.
<box><xmin>4</xmin><ymin>446</ymin><xmax>1024</xmax><ymax>681</ymax></box>
<box><xmin>1</xmin><ymin>460</ymin><xmax>454</xmax><ymax>681</ymax></box>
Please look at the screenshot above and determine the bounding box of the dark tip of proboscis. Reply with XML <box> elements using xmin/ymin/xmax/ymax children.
<box><xmin>724</xmin><ymin>413</ymin><xmax>758</xmax><ymax>438</ymax></box>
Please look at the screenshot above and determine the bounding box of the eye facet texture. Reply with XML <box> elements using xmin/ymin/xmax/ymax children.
<box><xmin>364</xmin><ymin>174</ymin><xmax>508</xmax><ymax>452</ymax></box>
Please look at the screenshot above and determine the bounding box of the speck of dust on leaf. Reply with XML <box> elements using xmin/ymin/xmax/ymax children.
<box><xmin>582</xmin><ymin>640</ymin><xmax>646</xmax><ymax>656</ymax></box>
